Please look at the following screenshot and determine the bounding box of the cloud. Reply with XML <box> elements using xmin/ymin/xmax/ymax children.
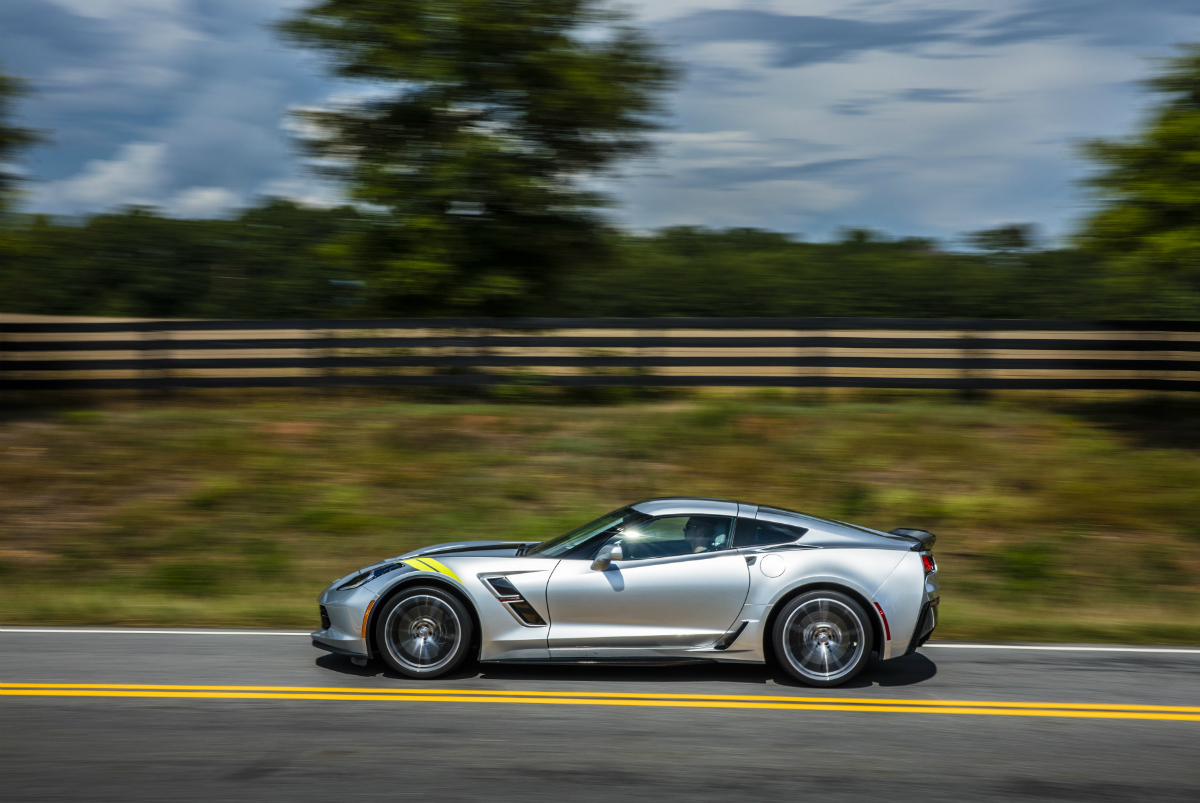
<box><xmin>42</xmin><ymin>142</ymin><xmax>167</xmax><ymax>208</ymax></box>
<box><xmin>897</xmin><ymin>88</ymin><xmax>975</xmax><ymax>103</ymax></box>
<box><xmin>626</xmin><ymin>0</ymin><xmax>1200</xmax><ymax>240</ymax></box>
<box><xmin>658</xmin><ymin>2</ymin><xmax>1200</xmax><ymax>77</ymax></box>
<box><xmin>166</xmin><ymin>186</ymin><xmax>240</xmax><ymax>218</ymax></box>
<box><xmin>8</xmin><ymin>0</ymin><xmax>1200</xmax><ymax>243</ymax></box>
<box><xmin>1</xmin><ymin>0</ymin><xmax>342</xmax><ymax>217</ymax></box>
<box><xmin>677</xmin><ymin>158</ymin><xmax>873</xmax><ymax>188</ymax></box>
<box><xmin>831</xmin><ymin>87</ymin><xmax>979</xmax><ymax>115</ymax></box>
<box><xmin>47</xmin><ymin>0</ymin><xmax>185</xmax><ymax>21</ymax></box>
<box><xmin>659</xmin><ymin>8</ymin><xmax>976</xmax><ymax>68</ymax></box>
<box><xmin>970</xmin><ymin>0</ymin><xmax>1200</xmax><ymax>48</ymax></box>
<box><xmin>257</xmin><ymin>178</ymin><xmax>344</xmax><ymax>209</ymax></box>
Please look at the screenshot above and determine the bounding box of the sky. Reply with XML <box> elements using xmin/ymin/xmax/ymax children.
<box><xmin>3</xmin><ymin>0</ymin><xmax>1200</xmax><ymax>243</ymax></box>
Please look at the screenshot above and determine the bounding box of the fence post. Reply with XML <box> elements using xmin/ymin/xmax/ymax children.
<box><xmin>813</xmin><ymin>325</ymin><xmax>829</xmax><ymax>404</ymax></box>
<box><xmin>317</xmin><ymin>323</ymin><xmax>337</xmax><ymax>398</ymax></box>
<box><xmin>0</xmin><ymin>322</ymin><xmax>8</xmax><ymax>413</ymax></box>
<box><xmin>1145</xmin><ymin>325</ymin><xmax>1170</xmax><ymax>410</ymax></box>
<box><xmin>139</xmin><ymin>322</ymin><xmax>171</xmax><ymax>401</ymax></box>
<box><xmin>959</xmin><ymin>328</ymin><xmax>987</xmax><ymax>402</ymax></box>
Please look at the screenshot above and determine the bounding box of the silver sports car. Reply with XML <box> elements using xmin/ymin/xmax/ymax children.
<box><xmin>312</xmin><ymin>497</ymin><xmax>939</xmax><ymax>687</ymax></box>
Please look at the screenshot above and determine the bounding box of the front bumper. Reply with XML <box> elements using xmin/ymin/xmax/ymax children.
<box><xmin>311</xmin><ymin>585</ymin><xmax>378</xmax><ymax>657</ymax></box>
<box><xmin>311</xmin><ymin>626</ymin><xmax>369</xmax><ymax>657</ymax></box>
<box><xmin>312</xmin><ymin>637</ymin><xmax>368</xmax><ymax>657</ymax></box>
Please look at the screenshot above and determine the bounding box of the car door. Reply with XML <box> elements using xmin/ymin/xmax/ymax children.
<box><xmin>545</xmin><ymin>514</ymin><xmax>750</xmax><ymax>657</ymax></box>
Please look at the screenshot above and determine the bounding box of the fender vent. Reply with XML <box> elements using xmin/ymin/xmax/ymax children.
<box><xmin>484</xmin><ymin>576</ymin><xmax>547</xmax><ymax>627</ymax></box>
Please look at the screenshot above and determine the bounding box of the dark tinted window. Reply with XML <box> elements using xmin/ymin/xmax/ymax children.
<box><xmin>733</xmin><ymin>519</ymin><xmax>808</xmax><ymax>548</ymax></box>
<box><xmin>597</xmin><ymin>515</ymin><xmax>734</xmax><ymax>560</ymax></box>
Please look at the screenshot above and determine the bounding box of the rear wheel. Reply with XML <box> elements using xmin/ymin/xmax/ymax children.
<box><xmin>375</xmin><ymin>586</ymin><xmax>474</xmax><ymax>679</ymax></box>
<box><xmin>772</xmin><ymin>590</ymin><xmax>873</xmax><ymax>687</ymax></box>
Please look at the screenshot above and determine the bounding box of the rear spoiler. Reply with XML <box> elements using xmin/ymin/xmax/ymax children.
<box><xmin>889</xmin><ymin>528</ymin><xmax>936</xmax><ymax>550</ymax></box>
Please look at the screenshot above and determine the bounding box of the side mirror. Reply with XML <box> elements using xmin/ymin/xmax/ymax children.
<box><xmin>591</xmin><ymin>543</ymin><xmax>623</xmax><ymax>571</ymax></box>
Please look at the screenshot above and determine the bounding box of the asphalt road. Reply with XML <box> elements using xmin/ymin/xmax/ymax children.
<box><xmin>2</xmin><ymin>629</ymin><xmax>1198</xmax><ymax>802</ymax></box>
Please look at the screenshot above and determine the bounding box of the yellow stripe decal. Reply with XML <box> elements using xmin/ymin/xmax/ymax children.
<box><xmin>405</xmin><ymin>558</ymin><xmax>435</xmax><ymax>574</ymax></box>
<box><xmin>416</xmin><ymin>557</ymin><xmax>462</xmax><ymax>584</ymax></box>
<box><xmin>1</xmin><ymin>683</ymin><xmax>1198</xmax><ymax>721</ymax></box>
<box><xmin>406</xmin><ymin>556</ymin><xmax>461</xmax><ymax>584</ymax></box>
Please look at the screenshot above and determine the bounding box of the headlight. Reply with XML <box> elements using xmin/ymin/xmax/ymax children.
<box><xmin>338</xmin><ymin>562</ymin><xmax>404</xmax><ymax>590</ymax></box>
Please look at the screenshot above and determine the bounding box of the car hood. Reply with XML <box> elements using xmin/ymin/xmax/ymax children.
<box><xmin>323</xmin><ymin>541</ymin><xmax>533</xmax><ymax>595</ymax></box>
<box><xmin>395</xmin><ymin>540</ymin><xmax>530</xmax><ymax>560</ymax></box>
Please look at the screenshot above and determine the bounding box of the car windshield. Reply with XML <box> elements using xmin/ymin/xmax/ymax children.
<box><xmin>525</xmin><ymin>507</ymin><xmax>645</xmax><ymax>558</ymax></box>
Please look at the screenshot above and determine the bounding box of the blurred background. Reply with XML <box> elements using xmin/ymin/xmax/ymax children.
<box><xmin>1</xmin><ymin>0</ymin><xmax>1199</xmax><ymax>644</ymax></box>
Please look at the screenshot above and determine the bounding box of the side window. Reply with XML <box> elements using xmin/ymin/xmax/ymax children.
<box><xmin>598</xmin><ymin>515</ymin><xmax>734</xmax><ymax>560</ymax></box>
<box><xmin>733</xmin><ymin>518</ymin><xmax>809</xmax><ymax>548</ymax></box>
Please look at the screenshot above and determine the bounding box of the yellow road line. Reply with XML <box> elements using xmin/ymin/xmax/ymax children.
<box><xmin>0</xmin><ymin>685</ymin><xmax>1197</xmax><ymax>720</ymax></box>
<box><xmin>0</xmin><ymin>682</ymin><xmax>1193</xmax><ymax>714</ymax></box>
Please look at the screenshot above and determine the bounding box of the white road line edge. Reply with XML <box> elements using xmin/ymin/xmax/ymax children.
<box><xmin>0</xmin><ymin>628</ymin><xmax>310</xmax><ymax>636</ymax></box>
<box><xmin>922</xmin><ymin>644</ymin><xmax>1200</xmax><ymax>654</ymax></box>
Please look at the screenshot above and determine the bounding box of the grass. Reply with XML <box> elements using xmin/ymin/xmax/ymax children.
<box><xmin>1</xmin><ymin>392</ymin><xmax>1198</xmax><ymax>643</ymax></box>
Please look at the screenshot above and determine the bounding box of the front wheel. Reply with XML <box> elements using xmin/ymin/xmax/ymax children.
<box><xmin>772</xmin><ymin>591</ymin><xmax>874</xmax><ymax>687</ymax></box>
<box><xmin>375</xmin><ymin>586</ymin><xmax>474</xmax><ymax>679</ymax></box>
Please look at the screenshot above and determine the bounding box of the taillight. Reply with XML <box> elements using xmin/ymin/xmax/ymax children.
<box><xmin>922</xmin><ymin>554</ymin><xmax>936</xmax><ymax>574</ymax></box>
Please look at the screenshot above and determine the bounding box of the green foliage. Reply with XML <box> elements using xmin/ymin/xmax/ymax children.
<box><xmin>277</xmin><ymin>0</ymin><xmax>677</xmax><ymax>315</ymax></box>
<box><xmin>0</xmin><ymin>199</ymin><xmax>366</xmax><ymax>318</ymax></box>
<box><xmin>1</xmin><ymin>215</ymin><xmax>1196</xmax><ymax>320</ymax></box>
<box><xmin>992</xmin><ymin>543</ymin><xmax>1059</xmax><ymax>593</ymax></box>
<box><xmin>1076</xmin><ymin>44</ymin><xmax>1200</xmax><ymax>294</ymax></box>
<box><xmin>965</xmin><ymin>224</ymin><xmax>1037</xmax><ymax>254</ymax></box>
<box><xmin>151</xmin><ymin>561</ymin><xmax>226</xmax><ymax>596</ymax></box>
<box><xmin>553</xmin><ymin>227</ymin><xmax>1166</xmax><ymax>319</ymax></box>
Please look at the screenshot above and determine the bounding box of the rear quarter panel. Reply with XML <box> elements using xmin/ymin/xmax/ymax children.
<box><xmin>748</xmin><ymin>547</ymin><xmax>907</xmax><ymax>607</ymax></box>
<box><xmin>872</xmin><ymin>551</ymin><xmax>926</xmax><ymax>659</ymax></box>
<box><xmin>726</xmin><ymin>547</ymin><xmax>907</xmax><ymax>662</ymax></box>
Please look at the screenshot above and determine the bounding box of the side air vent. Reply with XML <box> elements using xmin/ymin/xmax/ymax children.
<box><xmin>714</xmin><ymin>621</ymin><xmax>749</xmax><ymax>651</ymax></box>
<box><xmin>484</xmin><ymin>576</ymin><xmax>547</xmax><ymax>627</ymax></box>
<box><xmin>319</xmin><ymin>605</ymin><xmax>331</xmax><ymax>630</ymax></box>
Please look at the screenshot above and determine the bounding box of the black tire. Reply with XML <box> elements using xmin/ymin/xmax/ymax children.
<box><xmin>374</xmin><ymin>585</ymin><xmax>474</xmax><ymax>679</ymax></box>
<box><xmin>771</xmin><ymin>590</ymin><xmax>874</xmax><ymax>687</ymax></box>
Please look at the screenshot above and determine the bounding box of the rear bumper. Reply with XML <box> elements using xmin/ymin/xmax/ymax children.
<box><xmin>905</xmin><ymin>598</ymin><xmax>939</xmax><ymax>655</ymax></box>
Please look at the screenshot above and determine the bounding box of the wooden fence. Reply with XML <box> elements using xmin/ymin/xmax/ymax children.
<box><xmin>2</xmin><ymin>317</ymin><xmax>1200</xmax><ymax>392</ymax></box>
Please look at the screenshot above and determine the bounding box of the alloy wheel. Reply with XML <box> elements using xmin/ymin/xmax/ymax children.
<box><xmin>382</xmin><ymin>593</ymin><xmax>463</xmax><ymax>673</ymax></box>
<box><xmin>780</xmin><ymin>596</ymin><xmax>866</xmax><ymax>683</ymax></box>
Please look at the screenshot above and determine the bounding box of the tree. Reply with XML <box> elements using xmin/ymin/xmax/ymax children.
<box><xmin>0</xmin><ymin>200</ymin><xmax>366</xmax><ymax>318</ymax></box>
<box><xmin>278</xmin><ymin>0</ymin><xmax>676</xmax><ymax>315</ymax></box>
<box><xmin>966</xmin><ymin>224</ymin><xmax>1037</xmax><ymax>255</ymax></box>
<box><xmin>0</xmin><ymin>67</ymin><xmax>42</xmax><ymax>215</ymax></box>
<box><xmin>1076</xmin><ymin>45</ymin><xmax>1200</xmax><ymax>286</ymax></box>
